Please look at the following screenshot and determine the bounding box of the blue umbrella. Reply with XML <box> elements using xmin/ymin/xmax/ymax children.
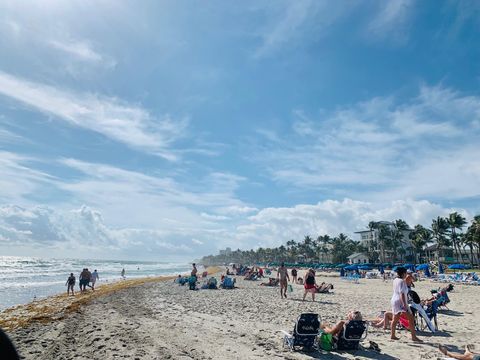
<box><xmin>345</xmin><ymin>265</ymin><xmax>359</xmax><ymax>271</ymax></box>
<box><xmin>448</xmin><ymin>264</ymin><xmax>467</xmax><ymax>270</ymax></box>
<box><xmin>415</xmin><ymin>264</ymin><xmax>429</xmax><ymax>271</ymax></box>
<box><xmin>358</xmin><ymin>265</ymin><xmax>372</xmax><ymax>270</ymax></box>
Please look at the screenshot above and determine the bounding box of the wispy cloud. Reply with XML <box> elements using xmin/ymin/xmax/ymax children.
<box><xmin>367</xmin><ymin>0</ymin><xmax>414</xmax><ymax>44</ymax></box>
<box><xmin>47</xmin><ymin>39</ymin><xmax>115</xmax><ymax>67</ymax></box>
<box><xmin>253</xmin><ymin>1</ymin><xmax>355</xmax><ymax>58</ymax></box>
<box><xmin>0</xmin><ymin>71</ymin><xmax>187</xmax><ymax>160</ymax></box>
<box><xmin>248</xmin><ymin>85</ymin><xmax>480</xmax><ymax>202</ymax></box>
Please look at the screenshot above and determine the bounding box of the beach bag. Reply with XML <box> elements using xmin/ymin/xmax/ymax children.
<box><xmin>287</xmin><ymin>284</ymin><xmax>293</xmax><ymax>293</ymax></box>
<box><xmin>319</xmin><ymin>333</ymin><xmax>333</xmax><ymax>351</ymax></box>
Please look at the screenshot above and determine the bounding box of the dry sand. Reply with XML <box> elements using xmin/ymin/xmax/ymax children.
<box><xmin>3</xmin><ymin>271</ymin><xmax>480</xmax><ymax>360</ymax></box>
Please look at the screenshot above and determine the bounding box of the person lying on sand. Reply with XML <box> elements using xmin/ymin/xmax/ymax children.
<box><xmin>439</xmin><ymin>345</ymin><xmax>479</xmax><ymax>360</ymax></box>
<box><xmin>321</xmin><ymin>311</ymin><xmax>363</xmax><ymax>337</ymax></box>
<box><xmin>259</xmin><ymin>277</ymin><xmax>279</xmax><ymax>286</ymax></box>
<box><xmin>315</xmin><ymin>282</ymin><xmax>333</xmax><ymax>293</ymax></box>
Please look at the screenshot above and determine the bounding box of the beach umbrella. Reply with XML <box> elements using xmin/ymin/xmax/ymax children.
<box><xmin>358</xmin><ymin>265</ymin><xmax>372</xmax><ymax>270</ymax></box>
<box><xmin>448</xmin><ymin>264</ymin><xmax>467</xmax><ymax>270</ymax></box>
<box><xmin>415</xmin><ymin>264</ymin><xmax>429</xmax><ymax>271</ymax></box>
<box><xmin>345</xmin><ymin>265</ymin><xmax>359</xmax><ymax>271</ymax></box>
<box><xmin>336</xmin><ymin>263</ymin><xmax>347</xmax><ymax>268</ymax></box>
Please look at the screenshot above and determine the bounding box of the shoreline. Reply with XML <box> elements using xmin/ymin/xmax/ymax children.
<box><xmin>0</xmin><ymin>266</ymin><xmax>220</xmax><ymax>332</ymax></box>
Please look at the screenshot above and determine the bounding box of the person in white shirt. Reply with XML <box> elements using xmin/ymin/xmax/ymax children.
<box><xmin>390</xmin><ymin>266</ymin><xmax>421</xmax><ymax>342</ymax></box>
<box><xmin>91</xmin><ymin>269</ymin><xmax>99</xmax><ymax>291</ymax></box>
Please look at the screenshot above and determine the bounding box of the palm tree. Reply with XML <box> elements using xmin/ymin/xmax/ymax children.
<box><xmin>431</xmin><ymin>216</ymin><xmax>450</xmax><ymax>262</ymax></box>
<box><xmin>465</xmin><ymin>215</ymin><xmax>480</xmax><ymax>265</ymax></box>
<box><xmin>447</xmin><ymin>212</ymin><xmax>467</xmax><ymax>263</ymax></box>
<box><xmin>410</xmin><ymin>225</ymin><xmax>431</xmax><ymax>263</ymax></box>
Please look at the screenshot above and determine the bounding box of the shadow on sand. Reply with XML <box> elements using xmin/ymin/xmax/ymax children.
<box><xmin>291</xmin><ymin>348</ymin><xmax>399</xmax><ymax>360</ymax></box>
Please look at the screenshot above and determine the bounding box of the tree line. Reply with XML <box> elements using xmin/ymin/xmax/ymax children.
<box><xmin>201</xmin><ymin>213</ymin><xmax>480</xmax><ymax>266</ymax></box>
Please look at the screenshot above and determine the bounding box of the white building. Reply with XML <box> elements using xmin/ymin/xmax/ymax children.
<box><xmin>355</xmin><ymin>221</ymin><xmax>414</xmax><ymax>262</ymax></box>
<box><xmin>348</xmin><ymin>253</ymin><xmax>369</xmax><ymax>264</ymax></box>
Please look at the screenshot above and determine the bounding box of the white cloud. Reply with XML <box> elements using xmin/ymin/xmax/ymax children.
<box><xmin>0</xmin><ymin>204</ymin><xmax>192</xmax><ymax>258</ymax></box>
<box><xmin>47</xmin><ymin>39</ymin><xmax>116</xmax><ymax>68</ymax></box>
<box><xmin>367</xmin><ymin>0</ymin><xmax>414</xmax><ymax>43</ymax></box>
<box><xmin>250</xmin><ymin>85</ymin><xmax>480</xmax><ymax>202</ymax></box>
<box><xmin>0</xmin><ymin>152</ymin><xmax>56</xmax><ymax>204</ymax></box>
<box><xmin>0</xmin><ymin>71</ymin><xmax>187</xmax><ymax>160</ymax></box>
<box><xmin>0</xmin><ymin>199</ymin><xmax>472</xmax><ymax>259</ymax></box>
<box><xmin>232</xmin><ymin>198</ymin><xmax>471</xmax><ymax>249</ymax></box>
<box><xmin>253</xmin><ymin>1</ymin><xmax>355</xmax><ymax>58</ymax></box>
<box><xmin>48</xmin><ymin>39</ymin><xmax>103</xmax><ymax>62</ymax></box>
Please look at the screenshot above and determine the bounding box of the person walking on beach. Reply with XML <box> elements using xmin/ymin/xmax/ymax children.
<box><xmin>90</xmin><ymin>269</ymin><xmax>99</xmax><ymax>291</ymax></box>
<box><xmin>276</xmin><ymin>262</ymin><xmax>290</xmax><ymax>299</ymax></box>
<box><xmin>121</xmin><ymin>268</ymin><xmax>125</xmax><ymax>279</ymax></box>
<box><xmin>390</xmin><ymin>266</ymin><xmax>421</xmax><ymax>342</ymax></box>
<box><xmin>303</xmin><ymin>269</ymin><xmax>316</xmax><ymax>301</ymax></box>
<box><xmin>66</xmin><ymin>273</ymin><xmax>75</xmax><ymax>296</ymax></box>
<box><xmin>79</xmin><ymin>268</ymin><xmax>90</xmax><ymax>292</ymax></box>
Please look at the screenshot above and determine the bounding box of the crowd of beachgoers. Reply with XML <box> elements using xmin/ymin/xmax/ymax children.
<box><xmin>2</xmin><ymin>262</ymin><xmax>480</xmax><ymax>359</ymax></box>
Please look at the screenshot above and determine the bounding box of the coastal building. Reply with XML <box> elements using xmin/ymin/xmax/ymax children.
<box><xmin>355</xmin><ymin>221</ymin><xmax>414</xmax><ymax>263</ymax></box>
<box><xmin>347</xmin><ymin>252</ymin><xmax>369</xmax><ymax>264</ymax></box>
<box><xmin>218</xmin><ymin>247</ymin><xmax>232</xmax><ymax>256</ymax></box>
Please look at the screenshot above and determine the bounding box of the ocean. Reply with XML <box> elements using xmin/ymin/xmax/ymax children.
<box><xmin>0</xmin><ymin>256</ymin><xmax>192</xmax><ymax>311</ymax></box>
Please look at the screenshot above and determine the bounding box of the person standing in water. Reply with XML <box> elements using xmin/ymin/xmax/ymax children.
<box><xmin>390</xmin><ymin>266</ymin><xmax>421</xmax><ymax>342</ymax></box>
<box><xmin>276</xmin><ymin>262</ymin><xmax>290</xmax><ymax>299</ymax></box>
<box><xmin>66</xmin><ymin>273</ymin><xmax>75</xmax><ymax>296</ymax></box>
<box><xmin>121</xmin><ymin>268</ymin><xmax>125</xmax><ymax>279</ymax></box>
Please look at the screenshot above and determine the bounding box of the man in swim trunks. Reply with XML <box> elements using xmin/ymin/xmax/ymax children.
<box><xmin>79</xmin><ymin>268</ymin><xmax>90</xmax><ymax>292</ymax></box>
<box><xmin>276</xmin><ymin>262</ymin><xmax>290</xmax><ymax>299</ymax></box>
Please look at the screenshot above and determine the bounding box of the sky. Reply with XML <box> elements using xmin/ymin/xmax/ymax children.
<box><xmin>0</xmin><ymin>0</ymin><xmax>479</xmax><ymax>261</ymax></box>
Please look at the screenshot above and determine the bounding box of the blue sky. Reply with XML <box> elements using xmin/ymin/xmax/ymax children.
<box><xmin>0</xmin><ymin>1</ymin><xmax>479</xmax><ymax>260</ymax></box>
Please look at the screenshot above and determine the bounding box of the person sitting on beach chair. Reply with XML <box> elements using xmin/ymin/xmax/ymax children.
<box><xmin>221</xmin><ymin>276</ymin><xmax>235</xmax><ymax>289</ymax></box>
<box><xmin>321</xmin><ymin>311</ymin><xmax>368</xmax><ymax>350</ymax></box>
<box><xmin>368</xmin><ymin>310</ymin><xmax>393</xmax><ymax>330</ymax></box>
<box><xmin>283</xmin><ymin>313</ymin><xmax>321</xmax><ymax>351</ymax></box>
<box><xmin>188</xmin><ymin>275</ymin><xmax>197</xmax><ymax>290</ymax></box>
<box><xmin>207</xmin><ymin>277</ymin><xmax>217</xmax><ymax>289</ymax></box>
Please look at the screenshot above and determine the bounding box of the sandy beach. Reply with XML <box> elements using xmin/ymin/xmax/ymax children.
<box><xmin>3</xmin><ymin>270</ymin><xmax>480</xmax><ymax>360</ymax></box>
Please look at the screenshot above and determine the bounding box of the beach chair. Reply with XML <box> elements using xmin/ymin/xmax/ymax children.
<box><xmin>282</xmin><ymin>313</ymin><xmax>321</xmax><ymax>351</ymax></box>
<box><xmin>188</xmin><ymin>276</ymin><xmax>197</xmax><ymax>290</ymax></box>
<box><xmin>221</xmin><ymin>276</ymin><xmax>235</xmax><ymax>289</ymax></box>
<box><xmin>335</xmin><ymin>320</ymin><xmax>368</xmax><ymax>350</ymax></box>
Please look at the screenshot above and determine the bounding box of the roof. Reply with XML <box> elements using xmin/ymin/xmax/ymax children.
<box><xmin>348</xmin><ymin>252</ymin><xmax>368</xmax><ymax>259</ymax></box>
